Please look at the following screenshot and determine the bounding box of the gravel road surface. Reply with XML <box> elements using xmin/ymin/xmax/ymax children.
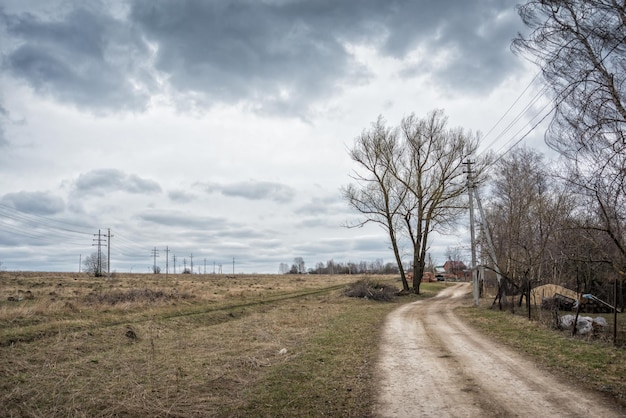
<box><xmin>374</xmin><ymin>283</ymin><xmax>622</xmax><ymax>417</ymax></box>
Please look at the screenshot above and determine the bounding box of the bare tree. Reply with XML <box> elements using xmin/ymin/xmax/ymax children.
<box><xmin>485</xmin><ymin>147</ymin><xmax>574</xmax><ymax>311</ymax></box>
<box><xmin>83</xmin><ymin>252</ymin><xmax>108</xmax><ymax>277</ymax></box>
<box><xmin>293</xmin><ymin>257</ymin><xmax>306</xmax><ymax>274</ymax></box>
<box><xmin>513</xmin><ymin>0</ymin><xmax>626</xmax><ymax>157</ymax></box>
<box><xmin>514</xmin><ymin>0</ymin><xmax>626</xmax><ymax>288</ymax></box>
<box><xmin>343</xmin><ymin>116</ymin><xmax>410</xmax><ymax>291</ymax></box>
<box><xmin>344</xmin><ymin>110</ymin><xmax>481</xmax><ymax>293</ymax></box>
<box><xmin>396</xmin><ymin>110</ymin><xmax>480</xmax><ymax>294</ymax></box>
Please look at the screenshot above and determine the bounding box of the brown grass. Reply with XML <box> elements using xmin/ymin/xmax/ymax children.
<box><xmin>0</xmin><ymin>271</ymin><xmax>410</xmax><ymax>417</ymax></box>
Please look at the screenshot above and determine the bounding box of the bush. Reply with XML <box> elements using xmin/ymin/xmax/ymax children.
<box><xmin>343</xmin><ymin>280</ymin><xmax>399</xmax><ymax>301</ymax></box>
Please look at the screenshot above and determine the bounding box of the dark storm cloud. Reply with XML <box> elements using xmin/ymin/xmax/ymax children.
<box><xmin>1</xmin><ymin>4</ymin><xmax>154</xmax><ymax>113</ymax></box>
<box><xmin>130</xmin><ymin>0</ymin><xmax>366</xmax><ymax>115</ymax></box>
<box><xmin>2</xmin><ymin>0</ymin><xmax>523</xmax><ymax>115</ymax></box>
<box><xmin>131</xmin><ymin>0</ymin><xmax>525</xmax><ymax>105</ymax></box>
<box><xmin>1</xmin><ymin>190</ymin><xmax>65</xmax><ymax>215</ymax></box>
<box><xmin>74</xmin><ymin>169</ymin><xmax>162</xmax><ymax>195</ymax></box>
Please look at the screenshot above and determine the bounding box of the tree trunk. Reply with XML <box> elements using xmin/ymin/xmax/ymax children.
<box><xmin>389</xmin><ymin>225</ymin><xmax>409</xmax><ymax>291</ymax></box>
<box><xmin>412</xmin><ymin>254</ymin><xmax>425</xmax><ymax>294</ymax></box>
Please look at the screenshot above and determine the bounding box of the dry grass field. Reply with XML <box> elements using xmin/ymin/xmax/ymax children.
<box><xmin>3</xmin><ymin>272</ymin><xmax>623</xmax><ymax>416</ymax></box>
<box><xmin>0</xmin><ymin>271</ymin><xmax>410</xmax><ymax>417</ymax></box>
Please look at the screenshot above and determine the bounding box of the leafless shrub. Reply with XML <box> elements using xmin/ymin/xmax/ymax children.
<box><xmin>343</xmin><ymin>280</ymin><xmax>399</xmax><ymax>301</ymax></box>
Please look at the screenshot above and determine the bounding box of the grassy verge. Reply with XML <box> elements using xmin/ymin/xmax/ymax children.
<box><xmin>457</xmin><ymin>303</ymin><xmax>626</xmax><ymax>407</ymax></box>
<box><xmin>232</xmin><ymin>281</ymin><xmax>448</xmax><ymax>417</ymax></box>
<box><xmin>2</xmin><ymin>273</ymin><xmax>449</xmax><ymax>417</ymax></box>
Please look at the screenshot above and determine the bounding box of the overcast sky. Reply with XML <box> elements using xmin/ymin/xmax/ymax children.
<box><xmin>0</xmin><ymin>0</ymin><xmax>550</xmax><ymax>274</ymax></box>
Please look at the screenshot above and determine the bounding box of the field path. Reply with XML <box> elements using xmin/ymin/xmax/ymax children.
<box><xmin>374</xmin><ymin>283</ymin><xmax>622</xmax><ymax>417</ymax></box>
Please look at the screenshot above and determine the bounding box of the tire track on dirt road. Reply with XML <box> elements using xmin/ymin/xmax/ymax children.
<box><xmin>375</xmin><ymin>283</ymin><xmax>622</xmax><ymax>417</ymax></box>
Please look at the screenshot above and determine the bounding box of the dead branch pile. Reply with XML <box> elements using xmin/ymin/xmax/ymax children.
<box><xmin>343</xmin><ymin>280</ymin><xmax>399</xmax><ymax>301</ymax></box>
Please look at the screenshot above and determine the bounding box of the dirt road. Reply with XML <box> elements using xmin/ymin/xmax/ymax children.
<box><xmin>374</xmin><ymin>283</ymin><xmax>622</xmax><ymax>417</ymax></box>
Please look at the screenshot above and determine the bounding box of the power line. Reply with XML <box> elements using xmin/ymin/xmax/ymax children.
<box><xmin>479</xmin><ymin>84</ymin><xmax>549</xmax><ymax>155</ymax></box>
<box><xmin>0</xmin><ymin>203</ymin><xmax>93</xmax><ymax>235</ymax></box>
<box><xmin>480</xmin><ymin>31</ymin><xmax>626</xmax><ymax>164</ymax></box>
<box><xmin>479</xmin><ymin>71</ymin><xmax>542</xmax><ymax>145</ymax></box>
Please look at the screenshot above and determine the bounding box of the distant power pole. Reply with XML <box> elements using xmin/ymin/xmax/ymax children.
<box><xmin>190</xmin><ymin>253</ymin><xmax>194</xmax><ymax>274</ymax></box>
<box><xmin>183</xmin><ymin>258</ymin><xmax>187</xmax><ymax>273</ymax></box>
<box><xmin>107</xmin><ymin>228</ymin><xmax>113</xmax><ymax>274</ymax></box>
<box><xmin>151</xmin><ymin>247</ymin><xmax>159</xmax><ymax>274</ymax></box>
<box><xmin>164</xmin><ymin>246</ymin><xmax>170</xmax><ymax>278</ymax></box>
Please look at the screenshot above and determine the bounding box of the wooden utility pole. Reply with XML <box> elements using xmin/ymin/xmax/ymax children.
<box><xmin>164</xmin><ymin>246</ymin><xmax>169</xmax><ymax>279</ymax></box>
<box><xmin>107</xmin><ymin>228</ymin><xmax>113</xmax><ymax>275</ymax></box>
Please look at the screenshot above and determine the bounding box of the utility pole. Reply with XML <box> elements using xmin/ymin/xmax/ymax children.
<box><xmin>164</xmin><ymin>246</ymin><xmax>169</xmax><ymax>279</ymax></box>
<box><xmin>183</xmin><ymin>258</ymin><xmax>187</xmax><ymax>273</ymax></box>
<box><xmin>93</xmin><ymin>229</ymin><xmax>106</xmax><ymax>277</ymax></box>
<box><xmin>190</xmin><ymin>253</ymin><xmax>194</xmax><ymax>274</ymax></box>
<box><xmin>463</xmin><ymin>160</ymin><xmax>479</xmax><ymax>307</ymax></box>
<box><xmin>151</xmin><ymin>247</ymin><xmax>159</xmax><ymax>274</ymax></box>
<box><xmin>107</xmin><ymin>228</ymin><xmax>113</xmax><ymax>274</ymax></box>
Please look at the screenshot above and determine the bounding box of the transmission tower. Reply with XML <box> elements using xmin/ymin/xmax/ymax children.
<box><xmin>151</xmin><ymin>247</ymin><xmax>160</xmax><ymax>274</ymax></box>
<box><xmin>92</xmin><ymin>229</ymin><xmax>106</xmax><ymax>277</ymax></box>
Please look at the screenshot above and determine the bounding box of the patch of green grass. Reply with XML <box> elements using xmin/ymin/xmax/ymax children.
<box><xmin>235</xmin><ymin>299</ymin><xmax>397</xmax><ymax>417</ymax></box>
<box><xmin>234</xmin><ymin>281</ymin><xmax>450</xmax><ymax>417</ymax></box>
<box><xmin>457</xmin><ymin>305</ymin><xmax>626</xmax><ymax>406</ymax></box>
